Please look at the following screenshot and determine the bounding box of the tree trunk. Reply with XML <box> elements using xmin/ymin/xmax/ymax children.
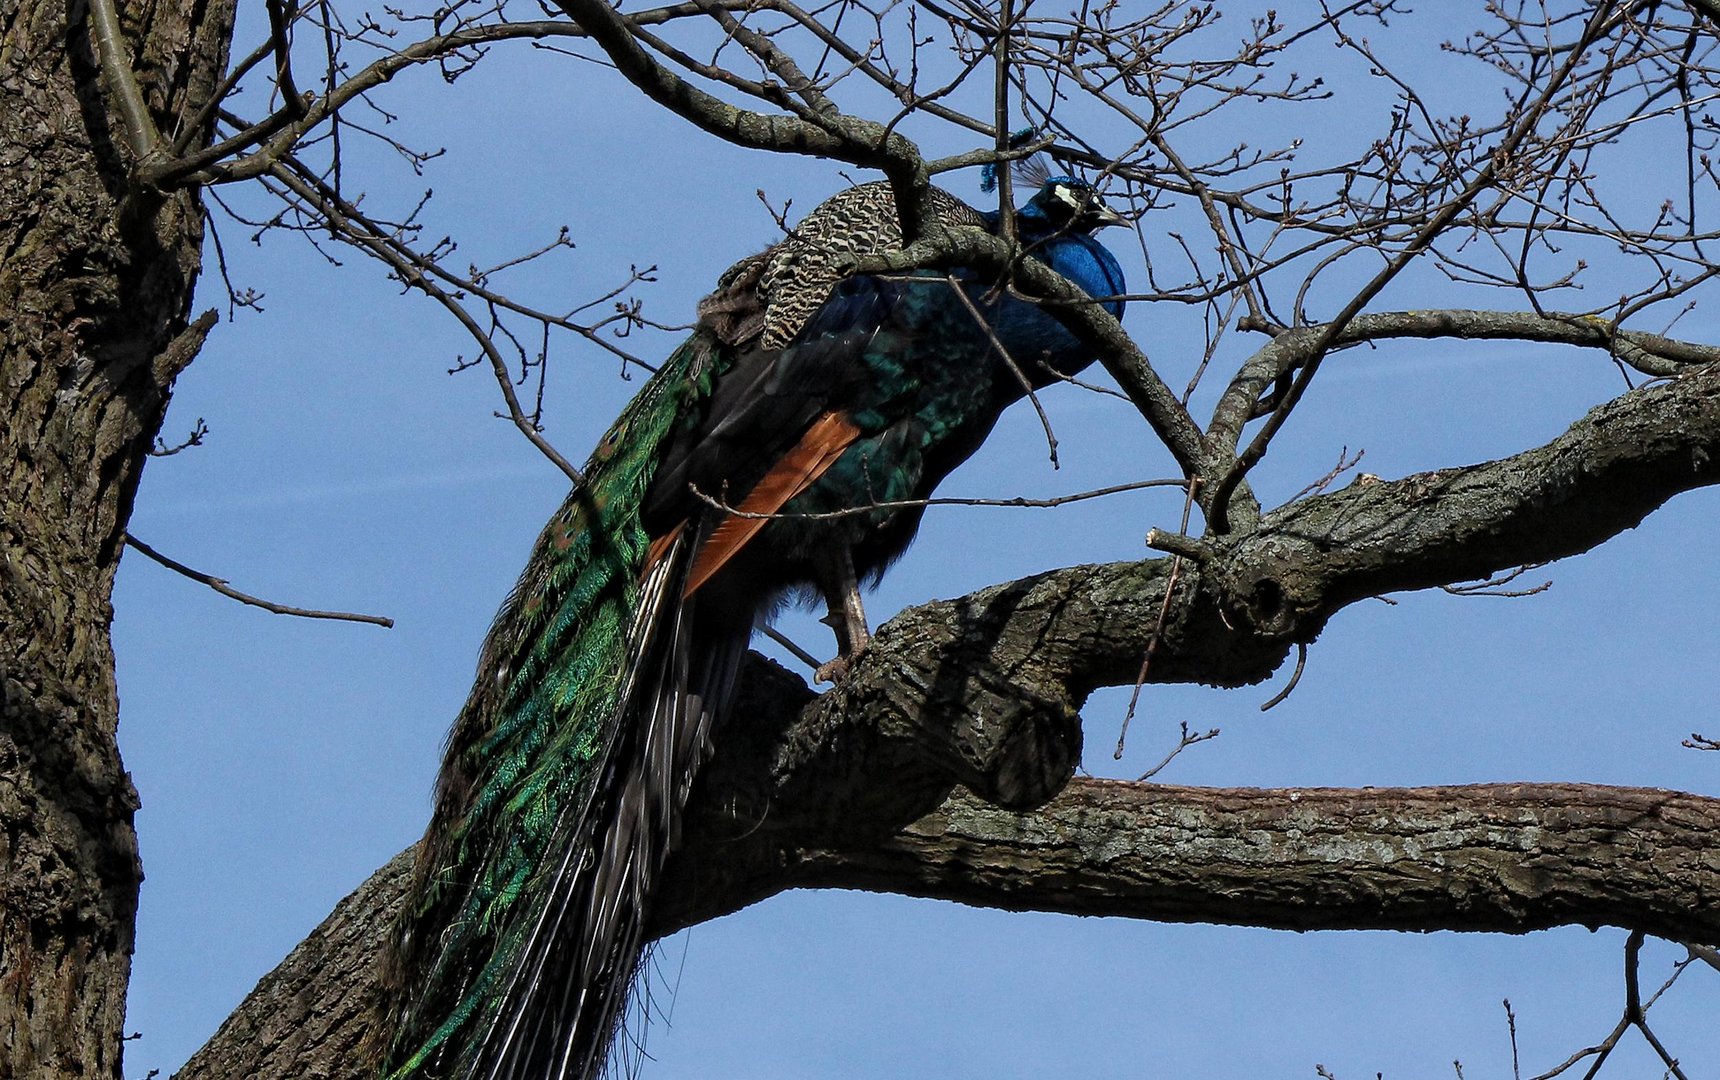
<box><xmin>0</xmin><ymin>2</ymin><xmax>232</xmax><ymax>1076</ymax></box>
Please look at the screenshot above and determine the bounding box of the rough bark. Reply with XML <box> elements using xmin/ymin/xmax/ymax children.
<box><xmin>0</xmin><ymin>1</ymin><xmax>233</xmax><ymax>1077</ymax></box>
<box><xmin>788</xmin><ymin>781</ymin><xmax>1720</xmax><ymax>942</ymax></box>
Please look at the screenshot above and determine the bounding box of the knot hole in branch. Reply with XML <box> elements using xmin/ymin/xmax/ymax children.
<box><xmin>1221</xmin><ymin>573</ymin><xmax>1302</xmax><ymax>642</ymax></box>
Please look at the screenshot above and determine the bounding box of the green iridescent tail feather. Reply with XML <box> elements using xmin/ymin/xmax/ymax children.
<box><xmin>376</xmin><ymin>330</ymin><xmax>730</xmax><ymax>1080</ymax></box>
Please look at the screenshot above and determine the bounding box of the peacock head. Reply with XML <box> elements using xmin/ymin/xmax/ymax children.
<box><xmin>1020</xmin><ymin>177</ymin><xmax>1128</xmax><ymax>234</ymax></box>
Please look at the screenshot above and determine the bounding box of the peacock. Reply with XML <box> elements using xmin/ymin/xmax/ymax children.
<box><xmin>376</xmin><ymin>165</ymin><xmax>1127</xmax><ymax>1080</ymax></box>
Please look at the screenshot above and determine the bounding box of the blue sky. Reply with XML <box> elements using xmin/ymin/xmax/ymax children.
<box><xmin>114</xmin><ymin>4</ymin><xmax>1717</xmax><ymax>1077</ymax></box>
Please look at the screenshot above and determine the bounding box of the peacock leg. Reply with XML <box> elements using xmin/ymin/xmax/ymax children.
<box><xmin>814</xmin><ymin>545</ymin><xmax>870</xmax><ymax>683</ymax></box>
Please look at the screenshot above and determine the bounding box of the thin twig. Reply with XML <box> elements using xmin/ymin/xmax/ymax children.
<box><xmin>943</xmin><ymin>273</ymin><xmax>1060</xmax><ymax>468</ymax></box>
<box><xmin>687</xmin><ymin>477</ymin><xmax>1185</xmax><ymax>521</ymax></box>
<box><xmin>993</xmin><ymin>0</ymin><xmax>1017</xmax><ymax>250</ymax></box>
<box><xmin>1136</xmin><ymin>720</ymin><xmax>1220</xmax><ymax>780</ymax></box>
<box><xmin>1527</xmin><ymin>931</ymin><xmax>1692</xmax><ymax>1080</ymax></box>
<box><xmin>1115</xmin><ymin>478</ymin><xmax>1201</xmax><ymax>758</ymax></box>
<box><xmin>1506</xmin><ymin>999</ymin><xmax>1522</xmax><ymax>1080</ymax></box>
<box><xmin>124</xmin><ymin>533</ymin><xmax>394</xmax><ymax>628</ymax></box>
<box><xmin>1207</xmin><ymin>4</ymin><xmax>1631</xmax><ymax>532</ymax></box>
<box><xmin>1442</xmin><ymin>564</ymin><xmax>1553</xmax><ymax>598</ymax></box>
<box><xmin>1259</xmin><ymin>642</ymin><xmax>1307</xmax><ymax>711</ymax></box>
<box><xmin>1288</xmin><ymin>446</ymin><xmax>1365</xmax><ymax>502</ymax></box>
<box><xmin>150</xmin><ymin>418</ymin><xmax>209</xmax><ymax>456</ymax></box>
<box><xmin>760</xmin><ymin>625</ymin><xmax>823</xmax><ymax>672</ymax></box>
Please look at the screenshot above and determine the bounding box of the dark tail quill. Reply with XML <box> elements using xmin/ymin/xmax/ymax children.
<box><xmin>465</xmin><ymin>528</ymin><xmax>744</xmax><ymax>1080</ymax></box>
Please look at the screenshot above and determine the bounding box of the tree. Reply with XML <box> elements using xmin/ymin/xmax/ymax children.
<box><xmin>3</xmin><ymin>1</ymin><xmax>1716</xmax><ymax>1079</ymax></box>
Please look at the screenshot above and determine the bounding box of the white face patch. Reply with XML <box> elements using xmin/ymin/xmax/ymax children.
<box><xmin>1052</xmin><ymin>183</ymin><xmax>1086</xmax><ymax>211</ymax></box>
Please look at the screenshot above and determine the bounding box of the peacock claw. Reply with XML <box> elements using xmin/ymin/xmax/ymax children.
<box><xmin>813</xmin><ymin>657</ymin><xmax>847</xmax><ymax>684</ymax></box>
<box><xmin>814</xmin><ymin>639</ymin><xmax>868</xmax><ymax>684</ymax></box>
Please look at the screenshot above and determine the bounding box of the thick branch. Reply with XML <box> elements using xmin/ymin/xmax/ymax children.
<box><xmin>773</xmin><ymin>781</ymin><xmax>1720</xmax><ymax>942</ymax></box>
<box><xmin>177</xmin><ymin>775</ymin><xmax>1720</xmax><ymax>1080</ymax></box>
<box><xmin>84</xmin><ymin>0</ymin><xmax>167</xmax><ymax>165</ymax></box>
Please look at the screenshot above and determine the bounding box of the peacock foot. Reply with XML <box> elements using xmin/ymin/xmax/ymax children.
<box><xmin>814</xmin><ymin>639</ymin><xmax>869</xmax><ymax>684</ymax></box>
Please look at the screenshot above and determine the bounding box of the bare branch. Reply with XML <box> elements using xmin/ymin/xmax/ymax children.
<box><xmin>123</xmin><ymin>533</ymin><xmax>395</xmax><ymax>628</ymax></box>
<box><xmin>687</xmin><ymin>477</ymin><xmax>1189</xmax><ymax>522</ymax></box>
<box><xmin>83</xmin><ymin>0</ymin><xmax>168</xmax><ymax>167</ymax></box>
<box><xmin>551</xmin><ymin>0</ymin><xmax>934</xmax><ymax>215</ymax></box>
<box><xmin>1135</xmin><ymin>720</ymin><xmax>1220</xmax><ymax>780</ymax></box>
<box><xmin>149</xmin><ymin>417</ymin><xmax>209</xmax><ymax>456</ymax></box>
<box><xmin>1210</xmin><ymin>308</ymin><xmax>1720</xmax><ymax>453</ymax></box>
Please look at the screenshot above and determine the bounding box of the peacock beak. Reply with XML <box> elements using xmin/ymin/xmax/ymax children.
<box><xmin>1089</xmin><ymin>199</ymin><xmax>1128</xmax><ymax>229</ymax></box>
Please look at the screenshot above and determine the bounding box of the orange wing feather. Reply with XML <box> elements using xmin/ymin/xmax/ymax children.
<box><xmin>680</xmin><ymin>411</ymin><xmax>862</xmax><ymax>596</ymax></box>
<box><xmin>644</xmin><ymin>521</ymin><xmax>685</xmax><ymax>573</ymax></box>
